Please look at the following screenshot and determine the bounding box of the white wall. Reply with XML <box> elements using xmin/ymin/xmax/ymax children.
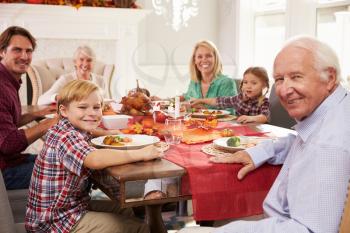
<box><xmin>135</xmin><ymin>0</ymin><xmax>237</xmax><ymax>98</ymax></box>
<box><xmin>0</xmin><ymin>1</ymin><xmax>238</xmax><ymax>101</ymax></box>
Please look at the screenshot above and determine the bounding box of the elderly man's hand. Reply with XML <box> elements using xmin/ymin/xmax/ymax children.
<box><xmin>209</xmin><ymin>150</ymin><xmax>256</xmax><ymax>180</ymax></box>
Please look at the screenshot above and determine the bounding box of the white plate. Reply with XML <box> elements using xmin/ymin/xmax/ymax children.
<box><xmin>192</xmin><ymin>109</ymin><xmax>230</xmax><ymax>118</ymax></box>
<box><xmin>213</xmin><ymin>136</ymin><xmax>268</xmax><ymax>152</ymax></box>
<box><xmin>91</xmin><ymin>134</ymin><xmax>160</xmax><ymax>150</ymax></box>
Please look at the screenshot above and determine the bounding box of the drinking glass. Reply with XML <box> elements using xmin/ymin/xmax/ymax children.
<box><xmin>163</xmin><ymin>118</ymin><xmax>183</xmax><ymax>145</ymax></box>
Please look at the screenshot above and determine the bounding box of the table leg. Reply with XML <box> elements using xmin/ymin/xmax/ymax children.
<box><xmin>197</xmin><ymin>220</ymin><xmax>214</xmax><ymax>227</ymax></box>
<box><xmin>145</xmin><ymin>204</ymin><xmax>167</xmax><ymax>233</ymax></box>
<box><xmin>176</xmin><ymin>200</ymin><xmax>188</xmax><ymax>216</ymax></box>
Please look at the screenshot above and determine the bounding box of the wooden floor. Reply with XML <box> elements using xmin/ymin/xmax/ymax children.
<box><xmin>163</xmin><ymin>201</ymin><xmax>264</xmax><ymax>232</ymax></box>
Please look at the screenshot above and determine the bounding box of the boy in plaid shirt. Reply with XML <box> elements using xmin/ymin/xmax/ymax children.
<box><xmin>25</xmin><ymin>80</ymin><xmax>160</xmax><ymax>233</ymax></box>
<box><xmin>191</xmin><ymin>67</ymin><xmax>270</xmax><ymax>124</ymax></box>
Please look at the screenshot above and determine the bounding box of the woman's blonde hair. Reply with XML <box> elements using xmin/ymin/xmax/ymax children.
<box><xmin>189</xmin><ymin>40</ymin><xmax>223</xmax><ymax>82</ymax></box>
<box><xmin>57</xmin><ymin>80</ymin><xmax>103</xmax><ymax>109</ymax></box>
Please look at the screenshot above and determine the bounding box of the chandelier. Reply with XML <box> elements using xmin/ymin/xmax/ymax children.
<box><xmin>152</xmin><ymin>0</ymin><xmax>199</xmax><ymax>31</ymax></box>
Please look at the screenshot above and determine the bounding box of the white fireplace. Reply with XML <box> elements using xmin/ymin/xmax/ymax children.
<box><xmin>0</xmin><ymin>3</ymin><xmax>150</xmax><ymax>102</ymax></box>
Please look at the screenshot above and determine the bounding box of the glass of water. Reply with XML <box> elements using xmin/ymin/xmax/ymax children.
<box><xmin>163</xmin><ymin>118</ymin><xmax>183</xmax><ymax>145</ymax></box>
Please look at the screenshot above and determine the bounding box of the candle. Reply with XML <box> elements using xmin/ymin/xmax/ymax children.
<box><xmin>174</xmin><ymin>96</ymin><xmax>180</xmax><ymax>119</ymax></box>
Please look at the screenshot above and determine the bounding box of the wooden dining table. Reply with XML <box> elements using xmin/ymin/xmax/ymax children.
<box><xmin>22</xmin><ymin>105</ymin><xmax>295</xmax><ymax>233</ymax></box>
<box><xmin>92</xmin><ymin>122</ymin><xmax>295</xmax><ymax>233</ymax></box>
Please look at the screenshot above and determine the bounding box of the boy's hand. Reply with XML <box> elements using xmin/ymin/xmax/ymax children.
<box><xmin>90</xmin><ymin>128</ymin><xmax>121</xmax><ymax>137</ymax></box>
<box><xmin>105</xmin><ymin>129</ymin><xmax>122</xmax><ymax>135</ymax></box>
<box><xmin>140</xmin><ymin>145</ymin><xmax>163</xmax><ymax>161</ymax></box>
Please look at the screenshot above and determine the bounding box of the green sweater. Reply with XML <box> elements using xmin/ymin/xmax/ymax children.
<box><xmin>184</xmin><ymin>74</ymin><xmax>238</xmax><ymax>113</ymax></box>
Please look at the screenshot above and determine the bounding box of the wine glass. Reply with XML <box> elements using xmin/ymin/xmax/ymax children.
<box><xmin>163</xmin><ymin>118</ymin><xmax>183</xmax><ymax>145</ymax></box>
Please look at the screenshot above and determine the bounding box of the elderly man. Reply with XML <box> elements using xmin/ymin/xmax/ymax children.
<box><xmin>179</xmin><ymin>36</ymin><xmax>350</xmax><ymax>233</ymax></box>
<box><xmin>0</xmin><ymin>26</ymin><xmax>57</xmax><ymax>189</ymax></box>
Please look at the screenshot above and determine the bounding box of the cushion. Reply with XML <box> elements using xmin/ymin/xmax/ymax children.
<box><xmin>28</xmin><ymin>57</ymin><xmax>115</xmax><ymax>104</ymax></box>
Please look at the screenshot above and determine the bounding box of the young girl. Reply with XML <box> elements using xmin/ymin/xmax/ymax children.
<box><xmin>191</xmin><ymin>66</ymin><xmax>270</xmax><ymax>124</ymax></box>
<box><xmin>25</xmin><ymin>80</ymin><xmax>160</xmax><ymax>233</ymax></box>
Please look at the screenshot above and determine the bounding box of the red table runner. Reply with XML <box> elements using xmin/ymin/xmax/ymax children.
<box><xmin>164</xmin><ymin>125</ymin><xmax>281</xmax><ymax>221</ymax></box>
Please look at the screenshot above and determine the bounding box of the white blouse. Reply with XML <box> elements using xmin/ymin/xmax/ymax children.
<box><xmin>37</xmin><ymin>71</ymin><xmax>106</xmax><ymax>105</ymax></box>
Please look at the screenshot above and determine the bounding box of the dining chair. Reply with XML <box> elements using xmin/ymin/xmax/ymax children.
<box><xmin>268</xmin><ymin>84</ymin><xmax>296</xmax><ymax>129</ymax></box>
<box><xmin>0</xmin><ymin>171</ymin><xmax>26</xmax><ymax>233</ymax></box>
<box><xmin>339</xmin><ymin>180</ymin><xmax>350</xmax><ymax>233</ymax></box>
<box><xmin>26</xmin><ymin>57</ymin><xmax>115</xmax><ymax>105</ymax></box>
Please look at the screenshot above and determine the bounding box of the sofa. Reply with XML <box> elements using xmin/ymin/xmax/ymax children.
<box><xmin>26</xmin><ymin>57</ymin><xmax>115</xmax><ymax>105</ymax></box>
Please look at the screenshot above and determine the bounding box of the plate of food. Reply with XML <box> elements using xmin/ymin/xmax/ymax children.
<box><xmin>91</xmin><ymin>134</ymin><xmax>160</xmax><ymax>150</ymax></box>
<box><xmin>213</xmin><ymin>136</ymin><xmax>267</xmax><ymax>152</ymax></box>
<box><xmin>191</xmin><ymin>109</ymin><xmax>230</xmax><ymax>118</ymax></box>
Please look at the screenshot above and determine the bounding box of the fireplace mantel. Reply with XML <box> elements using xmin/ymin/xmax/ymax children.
<box><xmin>0</xmin><ymin>3</ymin><xmax>151</xmax><ymax>99</ymax></box>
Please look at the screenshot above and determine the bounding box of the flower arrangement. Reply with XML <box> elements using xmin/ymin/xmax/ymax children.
<box><xmin>0</xmin><ymin>0</ymin><xmax>141</xmax><ymax>8</ymax></box>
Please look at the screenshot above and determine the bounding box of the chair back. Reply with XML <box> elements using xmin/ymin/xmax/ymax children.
<box><xmin>339</xmin><ymin>180</ymin><xmax>350</xmax><ymax>233</ymax></box>
<box><xmin>0</xmin><ymin>171</ymin><xmax>17</xmax><ymax>233</ymax></box>
<box><xmin>26</xmin><ymin>57</ymin><xmax>115</xmax><ymax>104</ymax></box>
<box><xmin>268</xmin><ymin>84</ymin><xmax>296</xmax><ymax>129</ymax></box>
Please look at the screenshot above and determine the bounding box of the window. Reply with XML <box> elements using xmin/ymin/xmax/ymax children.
<box><xmin>254</xmin><ymin>13</ymin><xmax>285</xmax><ymax>75</ymax></box>
<box><xmin>253</xmin><ymin>0</ymin><xmax>286</xmax><ymax>79</ymax></box>
<box><xmin>316</xmin><ymin>0</ymin><xmax>350</xmax><ymax>87</ymax></box>
<box><xmin>255</xmin><ymin>0</ymin><xmax>286</xmax><ymax>11</ymax></box>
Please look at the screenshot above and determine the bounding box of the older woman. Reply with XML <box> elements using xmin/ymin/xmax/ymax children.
<box><xmin>37</xmin><ymin>45</ymin><xmax>106</xmax><ymax>105</ymax></box>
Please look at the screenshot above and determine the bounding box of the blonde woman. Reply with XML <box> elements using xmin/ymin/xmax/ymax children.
<box><xmin>184</xmin><ymin>40</ymin><xmax>237</xmax><ymax>101</ymax></box>
<box><xmin>38</xmin><ymin>45</ymin><xmax>106</xmax><ymax>105</ymax></box>
<box><xmin>151</xmin><ymin>40</ymin><xmax>237</xmax><ymax>107</ymax></box>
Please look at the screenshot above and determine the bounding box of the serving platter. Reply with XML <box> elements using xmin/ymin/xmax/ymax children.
<box><xmin>191</xmin><ymin>109</ymin><xmax>231</xmax><ymax>118</ymax></box>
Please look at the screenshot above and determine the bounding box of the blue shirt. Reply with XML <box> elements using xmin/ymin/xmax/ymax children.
<box><xmin>214</xmin><ymin>86</ymin><xmax>350</xmax><ymax>233</ymax></box>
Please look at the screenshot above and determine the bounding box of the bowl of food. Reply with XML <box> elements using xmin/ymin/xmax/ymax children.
<box><xmin>102</xmin><ymin>115</ymin><xmax>132</xmax><ymax>130</ymax></box>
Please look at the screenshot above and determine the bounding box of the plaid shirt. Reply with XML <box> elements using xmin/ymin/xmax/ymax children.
<box><xmin>217</xmin><ymin>93</ymin><xmax>270</xmax><ymax>117</ymax></box>
<box><xmin>25</xmin><ymin>118</ymin><xmax>96</xmax><ymax>233</ymax></box>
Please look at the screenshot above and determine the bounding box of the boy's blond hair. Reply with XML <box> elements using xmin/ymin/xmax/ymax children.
<box><xmin>57</xmin><ymin>80</ymin><xmax>103</xmax><ymax>108</ymax></box>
